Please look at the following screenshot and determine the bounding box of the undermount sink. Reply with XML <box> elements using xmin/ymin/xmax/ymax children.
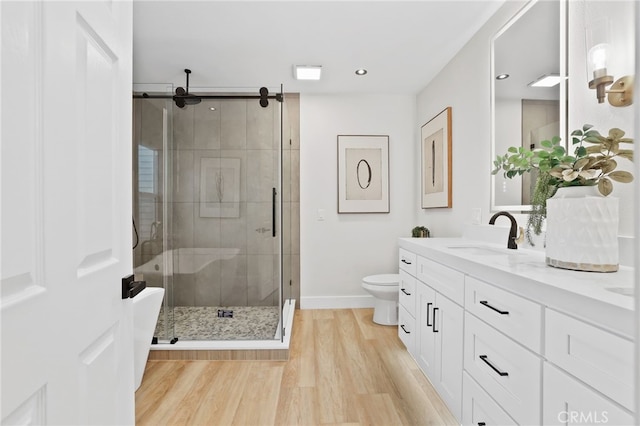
<box><xmin>446</xmin><ymin>245</ymin><xmax>520</xmax><ymax>256</ymax></box>
<box><xmin>606</xmin><ymin>287</ymin><xmax>634</xmax><ymax>297</ymax></box>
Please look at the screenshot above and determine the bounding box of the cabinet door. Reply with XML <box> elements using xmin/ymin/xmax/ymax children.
<box><xmin>417</xmin><ymin>283</ymin><xmax>437</xmax><ymax>377</ymax></box>
<box><xmin>434</xmin><ymin>293</ymin><xmax>464</xmax><ymax>421</ymax></box>
<box><xmin>543</xmin><ymin>363</ymin><xmax>634</xmax><ymax>425</ymax></box>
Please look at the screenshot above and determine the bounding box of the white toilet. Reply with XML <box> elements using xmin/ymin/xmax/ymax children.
<box><xmin>362</xmin><ymin>273</ymin><xmax>400</xmax><ymax>325</ymax></box>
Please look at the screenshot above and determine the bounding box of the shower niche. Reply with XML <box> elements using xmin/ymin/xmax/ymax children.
<box><xmin>132</xmin><ymin>84</ymin><xmax>300</xmax><ymax>345</ymax></box>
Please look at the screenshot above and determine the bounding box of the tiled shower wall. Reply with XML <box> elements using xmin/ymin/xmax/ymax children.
<box><xmin>133</xmin><ymin>94</ymin><xmax>300</xmax><ymax>309</ymax></box>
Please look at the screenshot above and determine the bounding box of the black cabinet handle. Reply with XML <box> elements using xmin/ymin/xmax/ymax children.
<box><xmin>401</xmin><ymin>288</ymin><xmax>411</xmax><ymax>296</ymax></box>
<box><xmin>478</xmin><ymin>423</ymin><xmax>486</xmax><ymax>426</ymax></box>
<box><xmin>479</xmin><ymin>355</ymin><xmax>509</xmax><ymax>376</ymax></box>
<box><xmin>432</xmin><ymin>307</ymin><xmax>439</xmax><ymax>332</ymax></box>
<box><xmin>400</xmin><ymin>324</ymin><xmax>410</xmax><ymax>334</ymax></box>
<box><xmin>401</xmin><ymin>259</ymin><xmax>412</xmax><ymax>265</ymax></box>
<box><xmin>426</xmin><ymin>302</ymin><xmax>433</xmax><ymax>326</ymax></box>
<box><xmin>480</xmin><ymin>300</ymin><xmax>509</xmax><ymax>315</ymax></box>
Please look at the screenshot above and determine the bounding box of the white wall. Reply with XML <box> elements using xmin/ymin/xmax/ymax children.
<box><xmin>298</xmin><ymin>1</ymin><xmax>636</xmax><ymax>308</ymax></box>
<box><xmin>415</xmin><ymin>0</ymin><xmax>635</xmax><ymax>238</ymax></box>
<box><xmin>300</xmin><ymin>94</ymin><xmax>416</xmax><ymax>308</ymax></box>
<box><xmin>415</xmin><ymin>1</ymin><xmax>527</xmax><ymax>236</ymax></box>
<box><xmin>568</xmin><ymin>0</ymin><xmax>636</xmax><ymax>237</ymax></box>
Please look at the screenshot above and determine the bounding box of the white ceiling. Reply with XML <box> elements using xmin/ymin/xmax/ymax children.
<box><xmin>133</xmin><ymin>1</ymin><xmax>505</xmax><ymax>95</ymax></box>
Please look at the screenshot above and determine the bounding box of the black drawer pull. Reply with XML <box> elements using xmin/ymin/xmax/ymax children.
<box><xmin>400</xmin><ymin>324</ymin><xmax>410</xmax><ymax>334</ymax></box>
<box><xmin>480</xmin><ymin>300</ymin><xmax>509</xmax><ymax>315</ymax></box>
<box><xmin>432</xmin><ymin>307</ymin><xmax>439</xmax><ymax>332</ymax></box>
<box><xmin>401</xmin><ymin>288</ymin><xmax>411</xmax><ymax>296</ymax></box>
<box><xmin>426</xmin><ymin>302</ymin><xmax>433</xmax><ymax>326</ymax></box>
<box><xmin>401</xmin><ymin>258</ymin><xmax>412</xmax><ymax>265</ymax></box>
<box><xmin>478</xmin><ymin>423</ymin><xmax>486</xmax><ymax>426</ymax></box>
<box><xmin>479</xmin><ymin>355</ymin><xmax>509</xmax><ymax>376</ymax></box>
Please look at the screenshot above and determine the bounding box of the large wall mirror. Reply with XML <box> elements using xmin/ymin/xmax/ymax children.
<box><xmin>491</xmin><ymin>0</ymin><xmax>567</xmax><ymax>211</ymax></box>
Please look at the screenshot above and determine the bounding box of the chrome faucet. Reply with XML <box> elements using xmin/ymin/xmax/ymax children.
<box><xmin>489</xmin><ymin>211</ymin><xmax>518</xmax><ymax>249</ymax></box>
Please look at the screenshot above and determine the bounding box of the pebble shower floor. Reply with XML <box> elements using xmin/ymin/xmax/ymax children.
<box><xmin>154</xmin><ymin>306</ymin><xmax>281</xmax><ymax>341</ymax></box>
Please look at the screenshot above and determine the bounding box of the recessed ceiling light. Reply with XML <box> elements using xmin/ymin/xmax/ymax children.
<box><xmin>355</xmin><ymin>69</ymin><xmax>368</xmax><ymax>76</ymax></box>
<box><xmin>294</xmin><ymin>65</ymin><xmax>322</xmax><ymax>80</ymax></box>
<box><xmin>528</xmin><ymin>74</ymin><xmax>563</xmax><ymax>88</ymax></box>
<box><xmin>496</xmin><ymin>73</ymin><xmax>510</xmax><ymax>80</ymax></box>
<box><xmin>209</xmin><ymin>107</ymin><xmax>216</xmax><ymax>111</ymax></box>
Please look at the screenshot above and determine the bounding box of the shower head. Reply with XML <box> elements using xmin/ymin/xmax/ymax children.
<box><xmin>173</xmin><ymin>69</ymin><xmax>201</xmax><ymax>108</ymax></box>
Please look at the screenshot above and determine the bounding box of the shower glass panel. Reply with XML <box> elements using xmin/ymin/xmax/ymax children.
<box><xmin>133</xmin><ymin>84</ymin><xmax>176</xmax><ymax>343</ymax></box>
<box><xmin>133</xmin><ymin>85</ymin><xmax>286</xmax><ymax>342</ymax></box>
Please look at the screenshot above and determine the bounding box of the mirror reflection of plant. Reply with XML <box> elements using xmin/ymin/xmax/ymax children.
<box><xmin>492</xmin><ymin>124</ymin><xmax>634</xmax><ymax>245</ymax></box>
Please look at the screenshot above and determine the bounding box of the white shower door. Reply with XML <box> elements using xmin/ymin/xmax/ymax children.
<box><xmin>1</xmin><ymin>1</ymin><xmax>134</xmax><ymax>424</ymax></box>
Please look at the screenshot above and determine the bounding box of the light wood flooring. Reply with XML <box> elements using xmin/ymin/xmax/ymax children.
<box><xmin>135</xmin><ymin>308</ymin><xmax>458</xmax><ymax>426</ymax></box>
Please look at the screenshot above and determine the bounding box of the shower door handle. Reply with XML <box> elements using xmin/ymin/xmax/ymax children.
<box><xmin>272</xmin><ymin>187</ymin><xmax>277</xmax><ymax>237</ymax></box>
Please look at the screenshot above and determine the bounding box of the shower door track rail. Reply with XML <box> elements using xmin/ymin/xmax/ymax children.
<box><xmin>132</xmin><ymin>93</ymin><xmax>283</xmax><ymax>101</ymax></box>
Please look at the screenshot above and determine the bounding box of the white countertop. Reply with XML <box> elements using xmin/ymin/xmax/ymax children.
<box><xmin>399</xmin><ymin>237</ymin><xmax>635</xmax><ymax>339</ymax></box>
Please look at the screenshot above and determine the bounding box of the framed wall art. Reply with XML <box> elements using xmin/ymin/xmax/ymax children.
<box><xmin>200</xmin><ymin>157</ymin><xmax>241</xmax><ymax>218</ymax></box>
<box><xmin>337</xmin><ymin>135</ymin><xmax>389</xmax><ymax>213</ymax></box>
<box><xmin>421</xmin><ymin>107</ymin><xmax>452</xmax><ymax>209</ymax></box>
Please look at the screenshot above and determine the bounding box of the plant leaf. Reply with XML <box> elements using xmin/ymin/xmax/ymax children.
<box><xmin>585</xmin><ymin>135</ymin><xmax>604</xmax><ymax>143</ymax></box>
<box><xmin>507</xmin><ymin>146</ymin><xmax>517</xmax><ymax>153</ymax></box>
<box><xmin>608</xmin><ymin>170</ymin><xmax>634</xmax><ymax>183</ymax></box>
<box><xmin>598</xmin><ymin>178</ymin><xmax>613</xmax><ymax>196</ymax></box>
<box><xmin>600</xmin><ymin>159</ymin><xmax>617</xmax><ymax>174</ymax></box>
<box><xmin>609</xmin><ymin>128</ymin><xmax>625</xmax><ymax>139</ymax></box>
<box><xmin>540</xmin><ymin>140</ymin><xmax>553</xmax><ymax>148</ymax></box>
<box><xmin>617</xmin><ymin>149</ymin><xmax>634</xmax><ymax>161</ymax></box>
<box><xmin>583</xmin><ymin>124</ymin><xmax>594</xmax><ymax>132</ymax></box>
<box><xmin>573</xmin><ymin>157</ymin><xmax>590</xmax><ymax>169</ymax></box>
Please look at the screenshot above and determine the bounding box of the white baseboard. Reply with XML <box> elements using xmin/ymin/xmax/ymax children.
<box><xmin>300</xmin><ymin>295</ymin><xmax>375</xmax><ymax>310</ymax></box>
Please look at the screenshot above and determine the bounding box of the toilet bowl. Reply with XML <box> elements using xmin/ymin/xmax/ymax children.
<box><xmin>362</xmin><ymin>274</ymin><xmax>400</xmax><ymax>325</ymax></box>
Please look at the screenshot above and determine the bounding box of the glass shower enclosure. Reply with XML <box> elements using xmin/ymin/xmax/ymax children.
<box><xmin>132</xmin><ymin>84</ymin><xmax>291</xmax><ymax>343</ymax></box>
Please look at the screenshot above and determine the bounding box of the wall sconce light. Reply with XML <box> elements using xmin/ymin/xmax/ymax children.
<box><xmin>586</xmin><ymin>20</ymin><xmax>634</xmax><ymax>106</ymax></box>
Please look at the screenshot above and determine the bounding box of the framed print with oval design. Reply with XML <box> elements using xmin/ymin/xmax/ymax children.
<box><xmin>337</xmin><ymin>135</ymin><xmax>389</xmax><ymax>213</ymax></box>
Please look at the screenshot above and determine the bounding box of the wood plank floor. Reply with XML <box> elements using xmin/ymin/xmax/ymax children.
<box><xmin>135</xmin><ymin>308</ymin><xmax>458</xmax><ymax>426</ymax></box>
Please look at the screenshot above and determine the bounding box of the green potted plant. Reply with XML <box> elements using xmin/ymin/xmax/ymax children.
<box><xmin>411</xmin><ymin>226</ymin><xmax>430</xmax><ymax>238</ymax></box>
<box><xmin>492</xmin><ymin>124</ymin><xmax>634</xmax><ymax>245</ymax></box>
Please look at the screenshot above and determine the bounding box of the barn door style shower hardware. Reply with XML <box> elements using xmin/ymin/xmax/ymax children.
<box><xmin>132</xmin><ymin>69</ymin><xmax>283</xmax><ymax>108</ymax></box>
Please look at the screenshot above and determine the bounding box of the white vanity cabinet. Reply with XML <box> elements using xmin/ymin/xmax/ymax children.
<box><xmin>398</xmin><ymin>237</ymin><xmax>635</xmax><ymax>426</ymax></box>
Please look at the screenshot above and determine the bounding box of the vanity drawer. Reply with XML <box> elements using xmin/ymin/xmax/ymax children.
<box><xmin>417</xmin><ymin>256</ymin><xmax>464</xmax><ymax>306</ymax></box>
<box><xmin>464</xmin><ymin>312</ymin><xmax>541</xmax><ymax>425</ymax></box>
<box><xmin>398</xmin><ymin>270</ymin><xmax>416</xmax><ymax>316</ymax></box>
<box><xmin>545</xmin><ymin>309</ymin><xmax>633</xmax><ymax>411</ymax></box>
<box><xmin>465</xmin><ymin>276</ymin><xmax>542</xmax><ymax>352</ymax></box>
<box><xmin>543</xmin><ymin>362</ymin><xmax>634</xmax><ymax>425</ymax></box>
<box><xmin>398</xmin><ymin>248</ymin><xmax>417</xmax><ymax>276</ymax></box>
<box><xmin>398</xmin><ymin>305</ymin><xmax>415</xmax><ymax>354</ymax></box>
<box><xmin>462</xmin><ymin>372</ymin><xmax>517</xmax><ymax>426</ymax></box>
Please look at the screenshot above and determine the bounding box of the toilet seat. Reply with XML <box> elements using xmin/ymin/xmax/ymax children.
<box><xmin>362</xmin><ymin>274</ymin><xmax>399</xmax><ymax>286</ymax></box>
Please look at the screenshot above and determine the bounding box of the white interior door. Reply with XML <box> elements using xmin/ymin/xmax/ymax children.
<box><xmin>1</xmin><ymin>1</ymin><xmax>134</xmax><ymax>424</ymax></box>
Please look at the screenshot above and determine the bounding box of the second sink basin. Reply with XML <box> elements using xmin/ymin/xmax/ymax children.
<box><xmin>606</xmin><ymin>287</ymin><xmax>634</xmax><ymax>297</ymax></box>
<box><xmin>447</xmin><ymin>245</ymin><xmax>520</xmax><ymax>256</ymax></box>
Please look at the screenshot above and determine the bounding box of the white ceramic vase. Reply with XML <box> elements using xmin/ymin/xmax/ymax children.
<box><xmin>545</xmin><ymin>186</ymin><xmax>619</xmax><ymax>272</ymax></box>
